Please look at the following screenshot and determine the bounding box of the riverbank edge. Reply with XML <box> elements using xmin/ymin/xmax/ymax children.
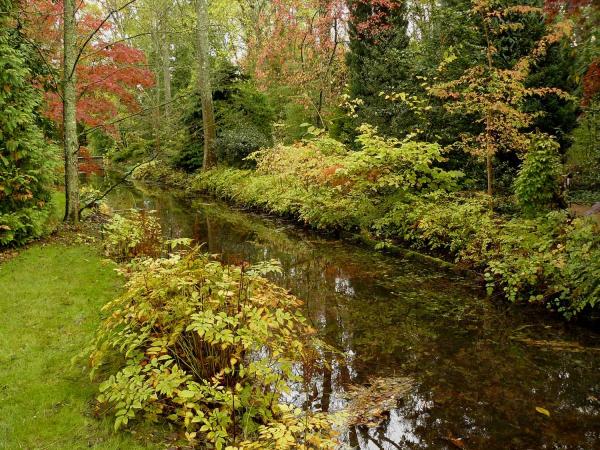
<box><xmin>129</xmin><ymin>163</ymin><xmax>600</xmax><ymax>321</ymax></box>
<box><xmin>129</xmin><ymin>165</ymin><xmax>482</xmax><ymax>279</ymax></box>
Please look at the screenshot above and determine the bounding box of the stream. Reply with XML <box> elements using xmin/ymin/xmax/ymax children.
<box><xmin>94</xmin><ymin>176</ymin><xmax>600</xmax><ymax>449</ymax></box>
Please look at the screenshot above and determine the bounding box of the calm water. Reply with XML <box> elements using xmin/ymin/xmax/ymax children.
<box><xmin>95</xmin><ymin>177</ymin><xmax>600</xmax><ymax>449</ymax></box>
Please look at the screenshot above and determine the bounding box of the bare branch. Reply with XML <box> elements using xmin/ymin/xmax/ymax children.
<box><xmin>79</xmin><ymin>92</ymin><xmax>192</xmax><ymax>137</ymax></box>
<box><xmin>69</xmin><ymin>0</ymin><xmax>138</xmax><ymax>80</ymax></box>
<box><xmin>79</xmin><ymin>152</ymin><xmax>158</xmax><ymax>214</ymax></box>
<box><xmin>80</xmin><ymin>32</ymin><xmax>152</xmax><ymax>62</ymax></box>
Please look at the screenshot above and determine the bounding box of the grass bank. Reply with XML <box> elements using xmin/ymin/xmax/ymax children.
<box><xmin>0</xmin><ymin>239</ymin><xmax>158</xmax><ymax>449</ymax></box>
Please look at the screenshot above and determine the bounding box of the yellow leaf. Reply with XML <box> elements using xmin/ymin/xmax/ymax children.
<box><xmin>535</xmin><ymin>406</ymin><xmax>550</xmax><ymax>417</ymax></box>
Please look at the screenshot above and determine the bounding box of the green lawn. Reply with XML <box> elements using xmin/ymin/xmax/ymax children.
<box><xmin>0</xmin><ymin>244</ymin><xmax>156</xmax><ymax>449</ymax></box>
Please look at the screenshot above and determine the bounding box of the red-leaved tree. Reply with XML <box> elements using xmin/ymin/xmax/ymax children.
<box><xmin>245</xmin><ymin>0</ymin><xmax>347</xmax><ymax>126</ymax></box>
<box><xmin>21</xmin><ymin>0</ymin><xmax>154</xmax><ymax>134</ymax></box>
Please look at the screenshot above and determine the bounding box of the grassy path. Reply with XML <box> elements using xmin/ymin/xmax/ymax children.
<box><xmin>0</xmin><ymin>243</ymin><xmax>154</xmax><ymax>449</ymax></box>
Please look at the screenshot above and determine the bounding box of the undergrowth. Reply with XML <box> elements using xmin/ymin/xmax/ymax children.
<box><xmin>90</xmin><ymin>216</ymin><xmax>339</xmax><ymax>449</ymax></box>
<box><xmin>132</xmin><ymin>129</ymin><xmax>600</xmax><ymax>319</ymax></box>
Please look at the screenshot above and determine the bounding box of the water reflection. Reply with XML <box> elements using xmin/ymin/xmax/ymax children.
<box><xmin>96</xmin><ymin>177</ymin><xmax>600</xmax><ymax>449</ymax></box>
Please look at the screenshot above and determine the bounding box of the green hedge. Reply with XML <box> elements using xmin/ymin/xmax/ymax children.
<box><xmin>0</xmin><ymin>2</ymin><xmax>57</xmax><ymax>247</ymax></box>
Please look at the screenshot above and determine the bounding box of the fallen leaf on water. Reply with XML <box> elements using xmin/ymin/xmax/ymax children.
<box><xmin>535</xmin><ymin>406</ymin><xmax>550</xmax><ymax>417</ymax></box>
<box><xmin>343</xmin><ymin>376</ymin><xmax>414</xmax><ymax>427</ymax></box>
<box><xmin>445</xmin><ymin>435</ymin><xmax>465</xmax><ymax>448</ymax></box>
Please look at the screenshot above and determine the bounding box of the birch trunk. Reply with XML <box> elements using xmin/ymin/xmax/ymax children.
<box><xmin>162</xmin><ymin>33</ymin><xmax>171</xmax><ymax>115</ymax></box>
<box><xmin>63</xmin><ymin>0</ymin><xmax>79</xmax><ymax>223</ymax></box>
<box><xmin>196</xmin><ymin>0</ymin><xmax>217</xmax><ymax>170</ymax></box>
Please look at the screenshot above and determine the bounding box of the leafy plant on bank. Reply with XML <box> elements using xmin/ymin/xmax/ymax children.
<box><xmin>87</xmin><ymin>250</ymin><xmax>337</xmax><ymax>449</ymax></box>
<box><xmin>514</xmin><ymin>133</ymin><xmax>563</xmax><ymax>217</ymax></box>
<box><xmin>133</xmin><ymin>160</ymin><xmax>188</xmax><ymax>185</ymax></box>
<box><xmin>375</xmin><ymin>195</ymin><xmax>599</xmax><ymax>318</ymax></box>
<box><xmin>254</xmin><ymin>125</ymin><xmax>462</xmax><ymax>195</ymax></box>
<box><xmin>485</xmin><ymin>212</ymin><xmax>600</xmax><ymax>319</ymax></box>
<box><xmin>566</xmin><ymin>100</ymin><xmax>600</xmax><ymax>197</ymax></box>
<box><xmin>103</xmin><ymin>210</ymin><xmax>162</xmax><ymax>261</ymax></box>
<box><xmin>216</xmin><ymin>126</ymin><xmax>272</xmax><ymax>168</ymax></box>
<box><xmin>237</xmin><ymin>124</ymin><xmax>462</xmax><ymax>229</ymax></box>
<box><xmin>373</xmin><ymin>192</ymin><xmax>501</xmax><ymax>267</ymax></box>
<box><xmin>131</xmin><ymin>131</ymin><xmax>599</xmax><ymax>319</ymax></box>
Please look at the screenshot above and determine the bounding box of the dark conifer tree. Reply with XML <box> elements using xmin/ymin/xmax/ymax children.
<box><xmin>345</xmin><ymin>0</ymin><xmax>411</xmax><ymax>137</ymax></box>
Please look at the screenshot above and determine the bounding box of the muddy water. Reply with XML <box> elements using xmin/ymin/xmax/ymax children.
<box><xmin>98</xmin><ymin>178</ymin><xmax>600</xmax><ymax>449</ymax></box>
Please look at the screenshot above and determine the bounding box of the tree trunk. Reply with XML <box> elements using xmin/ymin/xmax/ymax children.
<box><xmin>196</xmin><ymin>0</ymin><xmax>217</xmax><ymax>170</ymax></box>
<box><xmin>150</xmin><ymin>25</ymin><xmax>162</xmax><ymax>154</ymax></box>
<box><xmin>486</xmin><ymin>145</ymin><xmax>493</xmax><ymax>197</ymax></box>
<box><xmin>63</xmin><ymin>0</ymin><xmax>79</xmax><ymax>223</ymax></box>
<box><xmin>483</xmin><ymin>15</ymin><xmax>494</xmax><ymax>202</ymax></box>
<box><xmin>153</xmin><ymin>85</ymin><xmax>161</xmax><ymax>155</ymax></box>
<box><xmin>161</xmin><ymin>28</ymin><xmax>171</xmax><ymax>115</ymax></box>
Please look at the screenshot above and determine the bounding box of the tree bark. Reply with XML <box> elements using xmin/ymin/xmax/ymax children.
<box><xmin>486</xmin><ymin>147</ymin><xmax>493</xmax><ymax>198</ymax></box>
<box><xmin>161</xmin><ymin>25</ymin><xmax>171</xmax><ymax>115</ymax></box>
<box><xmin>196</xmin><ymin>0</ymin><xmax>217</xmax><ymax>170</ymax></box>
<box><xmin>150</xmin><ymin>25</ymin><xmax>162</xmax><ymax>153</ymax></box>
<box><xmin>483</xmin><ymin>15</ymin><xmax>494</xmax><ymax>201</ymax></box>
<box><xmin>63</xmin><ymin>0</ymin><xmax>80</xmax><ymax>223</ymax></box>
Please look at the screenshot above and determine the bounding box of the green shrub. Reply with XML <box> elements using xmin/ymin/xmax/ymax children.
<box><xmin>87</xmin><ymin>251</ymin><xmax>337</xmax><ymax>449</ymax></box>
<box><xmin>198</xmin><ymin>124</ymin><xmax>464</xmax><ymax>231</ymax></box>
<box><xmin>485</xmin><ymin>212</ymin><xmax>600</xmax><ymax>318</ymax></box>
<box><xmin>79</xmin><ymin>185</ymin><xmax>104</xmax><ymax>210</ymax></box>
<box><xmin>0</xmin><ymin>6</ymin><xmax>57</xmax><ymax>246</ymax></box>
<box><xmin>174</xmin><ymin>69</ymin><xmax>275</xmax><ymax>171</ymax></box>
<box><xmin>0</xmin><ymin>207</ymin><xmax>55</xmax><ymax>246</ymax></box>
<box><xmin>374</xmin><ymin>192</ymin><xmax>501</xmax><ymax>266</ymax></box>
<box><xmin>171</xmin><ymin>142</ymin><xmax>204</xmax><ymax>173</ymax></box>
<box><xmin>137</xmin><ymin>130</ymin><xmax>600</xmax><ymax>319</ymax></box>
<box><xmin>216</xmin><ymin>126</ymin><xmax>271</xmax><ymax>168</ymax></box>
<box><xmin>189</xmin><ymin>163</ymin><xmax>600</xmax><ymax>318</ymax></box>
<box><xmin>559</xmin><ymin>218</ymin><xmax>600</xmax><ymax>317</ymax></box>
<box><xmin>133</xmin><ymin>160</ymin><xmax>187</xmax><ymax>187</ymax></box>
<box><xmin>253</xmin><ymin>125</ymin><xmax>462</xmax><ymax>197</ymax></box>
<box><xmin>377</xmin><ymin>197</ymin><xmax>600</xmax><ymax>317</ymax></box>
<box><xmin>514</xmin><ymin>134</ymin><xmax>562</xmax><ymax>216</ymax></box>
<box><xmin>566</xmin><ymin>101</ymin><xmax>600</xmax><ymax>194</ymax></box>
<box><xmin>103</xmin><ymin>210</ymin><xmax>163</xmax><ymax>261</ymax></box>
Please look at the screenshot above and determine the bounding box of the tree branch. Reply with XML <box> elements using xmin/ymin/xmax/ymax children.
<box><xmin>79</xmin><ymin>32</ymin><xmax>153</xmax><ymax>62</ymax></box>
<box><xmin>78</xmin><ymin>92</ymin><xmax>192</xmax><ymax>138</ymax></box>
<box><xmin>69</xmin><ymin>0</ymin><xmax>138</xmax><ymax>80</ymax></box>
<box><xmin>79</xmin><ymin>152</ymin><xmax>158</xmax><ymax>214</ymax></box>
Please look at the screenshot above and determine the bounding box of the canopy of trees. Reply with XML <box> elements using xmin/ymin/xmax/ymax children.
<box><xmin>7</xmin><ymin>0</ymin><xmax>598</xmax><ymax>201</ymax></box>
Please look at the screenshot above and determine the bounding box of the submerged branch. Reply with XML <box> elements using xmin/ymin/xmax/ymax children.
<box><xmin>78</xmin><ymin>153</ymin><xmax>158</xmax><ymax>215</ymax></box>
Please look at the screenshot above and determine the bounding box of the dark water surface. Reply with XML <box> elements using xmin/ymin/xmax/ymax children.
<box><xmin>97</xmin><ymin>178</ymin><xmax>600</xmax><ymax>449</ymax></box>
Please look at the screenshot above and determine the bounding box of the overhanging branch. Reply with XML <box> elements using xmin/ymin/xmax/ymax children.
<box><xmin>78</xmin><ymin>152</ymin><xmax>158</xmax><ymax>215</ymax></box>
<box><xmin>69</xmin><ymin>0</ymin><xmax>138</xmax><ymax>80</ymax></box>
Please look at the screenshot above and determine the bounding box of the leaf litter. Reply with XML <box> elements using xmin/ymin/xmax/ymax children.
<box><xmin>343</xmin><ymin>376</ymin><xmax>414</xmax><ymax>427</ymax></box>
